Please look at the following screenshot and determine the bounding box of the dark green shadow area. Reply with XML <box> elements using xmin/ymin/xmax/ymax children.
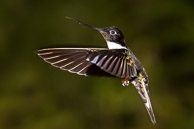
<box><xmin>1</xmin><ymin>0</ymin><xmax>194</xmax><ymax>129</ymax></box>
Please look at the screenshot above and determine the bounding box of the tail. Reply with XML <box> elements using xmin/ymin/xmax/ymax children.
<box><xmin>131</xmin><ymin>73</ymin><xmax>156</xmax><ymax>124</ymax></box>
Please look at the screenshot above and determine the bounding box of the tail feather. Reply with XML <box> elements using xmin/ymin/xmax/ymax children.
<box><xmin>142</xmin><ymin>78</ymin><xmax>156</xmax><ymax>124</ymax></box>
<box><xmin>132</xmin><ymin>74</ymin><xmax>156</xmax><ymax>124</ymax></box>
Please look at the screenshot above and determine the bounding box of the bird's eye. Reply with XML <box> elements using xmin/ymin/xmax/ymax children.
<box><xmin>110</xmin><ymin>30</ymin><xmax>117</xmax><ymax>35</ymax></box>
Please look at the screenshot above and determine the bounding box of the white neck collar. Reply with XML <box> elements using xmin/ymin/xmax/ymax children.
<box><xmin>107</xmin><ymin>41</ymin><xmax>127</xmax><ymax>49</ymax></box>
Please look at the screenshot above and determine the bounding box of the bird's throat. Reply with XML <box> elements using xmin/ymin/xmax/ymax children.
<box><xmin>107</xmin><ymin>41</ymin><xmax>127</xmax><ymax>49</ymax></box>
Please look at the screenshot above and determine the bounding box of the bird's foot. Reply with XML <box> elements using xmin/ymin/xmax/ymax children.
<box><xmin>122</xmin><ymin>78</ymin><xmax>130</xmax><ymax>87</ymax></box>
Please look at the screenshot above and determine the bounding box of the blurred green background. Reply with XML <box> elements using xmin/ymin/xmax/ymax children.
<box><xmin>1</xmin><ymin>0</ymin><xmax>194</xmax><ymax>129</ymax></box>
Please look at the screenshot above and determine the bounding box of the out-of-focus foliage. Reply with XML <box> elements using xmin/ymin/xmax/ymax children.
<box><xmin>1</xmin><ymin>0</ymin><xmax>194</xmax><ymax>129</ymax></box>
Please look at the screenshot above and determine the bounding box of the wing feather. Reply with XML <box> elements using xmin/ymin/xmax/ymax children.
<box><xmin>96</xmin><ymin>55</ymin><xmax>108</xmax><ymax>67</ymax></box>
<box><xmin>121</xmin><ymin>58</ymin><xmax>127</xmax><ymax>78</ymax></box>
<box><xmin>37</xmin><ymin>48</ymin><xmax>93</xmax><ymax>76</ymax></box>
<box><xmin>106</xmin><ymin>56</ymin><xmax>118</xmax><ymax>73</ymax></box>
<box><xmin>125</xmin><ymin>63</ymin><xmax>130</xmax><ymax>78</ymax></box>
<box><xmin>37</xmin><ymin>48</ymin><xmax>138</xmax><ymax>78</ymax></box>
<box><xmin>101</xmin><ymin>55</ymin><xmax>114</xmax><ymax>70</ymax></box>
<box><xmin>112</xmin><ymin>57</ymin><xmax>121</xmax><ymax>76</ymax></box>
<box><xmin>117</xmin><ymin>56</ymin><xmax>124</xmax><ymax>77</ymax></box>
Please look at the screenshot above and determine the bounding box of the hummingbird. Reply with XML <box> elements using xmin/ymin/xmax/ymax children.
<box><xmin>36</xmin><ymin>16</ymin><xmax>156</xmax><ymax>124</ymax></box>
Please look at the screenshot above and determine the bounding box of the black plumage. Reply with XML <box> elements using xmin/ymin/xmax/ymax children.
<box><xmin>37</xmin><ymin>48</ymin><xmax>138</xmax><ymax>78</ymax></box>
<box><xmin>36</xmin><ymin>17</ymin><xmax>156</xmax><ymax>124</ymax></box>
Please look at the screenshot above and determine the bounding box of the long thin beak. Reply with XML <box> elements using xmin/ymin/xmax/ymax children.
<box><xmin>66</xmin><ymin>16</ymin><xmax>101</xmax><ymax>31</ymax></box>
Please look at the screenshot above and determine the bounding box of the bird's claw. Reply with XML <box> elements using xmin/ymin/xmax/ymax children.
<box><xmin>122</xmin><ymin>78</ymin><xmax>130</xmax><ymax>87</ymax></box>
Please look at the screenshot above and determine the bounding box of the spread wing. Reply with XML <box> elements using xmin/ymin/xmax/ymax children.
<box><xmin>86</xmin><ymin>49</ymin><xmax>137</xmax><ymax>78</ymax></box>
<box><xmin>36</xmin><ymin>48</ymin><xmax>138</xmax><ymax>78</ymax></box>
<box><xmin>37</xmin><ymin>48</ymin><xmax>108</xmax><ymax>76</ymax></box>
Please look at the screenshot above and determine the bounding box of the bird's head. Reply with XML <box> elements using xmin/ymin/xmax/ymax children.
<box><xmin>97</xmin><ymin>26</ymin><xmax>126</xmax><ymax>49</ymax></box>
<box><xmin>66</xmin><ymin>17</ymin><xmax>127</xmax><ymax>49</ymax></box>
